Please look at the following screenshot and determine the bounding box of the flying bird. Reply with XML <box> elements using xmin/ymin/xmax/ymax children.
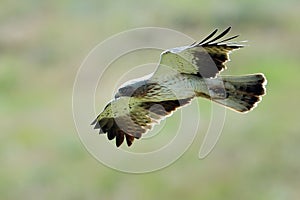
<box><xmin>91</xmin><ymin>27</ymin><xmax>267</xmax><ymax>147</ymax></box>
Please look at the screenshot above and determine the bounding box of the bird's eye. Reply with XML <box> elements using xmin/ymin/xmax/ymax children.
<box><xmin>119</xmin><ymin>86</ymin><xmax>134</xmax><ymax>96</ymax></box>
<box><xmin>120</xmin><ymin>87</ymin><xmax>127</xmax><ymax>93</ymax></box>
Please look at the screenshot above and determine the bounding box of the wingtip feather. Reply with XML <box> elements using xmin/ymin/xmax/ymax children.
<box><xmin>198</xmin><ymin>28</ymin><xmax>218</xmax><ymax>44</ymax></box>
<box><xmin>198</xmin><ymin>27</ymin><xmax>241</xmax><ymax>46</ymax></box>
<box><xmin>91</xmin><ymin>117</ymin><xmax>98</xmax><ymax>125</ymax></box>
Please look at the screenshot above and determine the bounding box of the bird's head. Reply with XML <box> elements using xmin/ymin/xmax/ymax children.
<box><xmin>115</xmin><ymin>79</ymin><xmax>147</xmax><ymax>98</ymax></box>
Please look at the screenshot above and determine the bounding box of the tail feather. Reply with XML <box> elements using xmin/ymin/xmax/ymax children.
<box><xmin>210</xmin><ymin>74</ymin><xmax>267</xmax><ymax>112</ymax></box>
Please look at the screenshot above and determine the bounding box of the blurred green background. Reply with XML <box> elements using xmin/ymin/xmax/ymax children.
<box><xmin>1</xmin><ymin>0</ymin><xmax>300</xmax><ymax>199</ymax></box>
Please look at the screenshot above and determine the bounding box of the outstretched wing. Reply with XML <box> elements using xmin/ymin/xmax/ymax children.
<box><xmin>152</xmin><ymin>27</ymin><xmax>244</xmax><ymax>78</ymax></box>
<box><xmin>91</xmin><ymin>97</ymin><xmax>192</xmax><ymax>147</ymax></box>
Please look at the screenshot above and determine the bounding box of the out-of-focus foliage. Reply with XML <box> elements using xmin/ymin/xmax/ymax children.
<box><xmin>1</xmin><ymin>0</ymin><xmax>300</xmax><ymax>199</ymax></box>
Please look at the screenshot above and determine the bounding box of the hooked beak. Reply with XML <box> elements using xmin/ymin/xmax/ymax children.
<box><xmin>115</xmin><ymin>92</ymin><xmax>120</xmax><ymax>99</ymax></box>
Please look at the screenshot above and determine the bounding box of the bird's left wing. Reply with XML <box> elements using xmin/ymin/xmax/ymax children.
<box><xmin>152</xmin><ymin>27</ymin><xmax>243</xmax><ymax>79</ymax></box>
<box><xmin>91</xmin><ymin>97</ymin><xmax>192</xmax><ymax>147</ymax></box>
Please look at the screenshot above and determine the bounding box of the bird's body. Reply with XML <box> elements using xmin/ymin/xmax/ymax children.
<box><xmin>92</xmin><ymin>27</ymin><xmax>267</xmax><ymax>147</ymax></box>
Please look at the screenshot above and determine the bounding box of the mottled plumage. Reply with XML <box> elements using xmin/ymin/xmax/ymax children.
<box><xmin>92</xmin><ymin>27</ymin><xmax>267</xmax><ymax>147</ymax></box>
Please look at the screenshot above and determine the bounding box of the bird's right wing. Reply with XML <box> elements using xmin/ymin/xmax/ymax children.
<box><xmin>91</xmin><ymin>97</ymin><xmax>192</xmax><ymax>147</ymax></box>
<box><xmin>152</xmin><ymin>27</ymin><xmax>243</xmax><ymax>79</ymax></box>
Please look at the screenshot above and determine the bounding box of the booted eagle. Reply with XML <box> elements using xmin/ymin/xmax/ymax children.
<box><xmin>91</xmin><ymin>27</ymin><xmax>267</xmax><ymax>147</ymax></box>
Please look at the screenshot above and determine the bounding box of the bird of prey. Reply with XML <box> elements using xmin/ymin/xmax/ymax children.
<box><xmin>91</xmin><ymin>27</ymin><xmax>267</xmax><ymax>147</ymax></box>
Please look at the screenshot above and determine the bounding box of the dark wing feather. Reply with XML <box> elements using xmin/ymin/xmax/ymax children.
<box><xmin>92</xmin><ymin>98</ymin><xmax>192</xmax><ymax>147</ymax></box>
<box><xmin>199</xmin><ymin>27</ymin><xmax>232</xmax><ymax>45</ymax></box>
<box><xmin>197</xmin><ymin>28</ymin><xmax>218</xmax><ymax>44</ymax></box>
<box><xmin>193</xmin><ymin>27</ymin><xmax>243</xmax><ymax>76</ymax></box>
<box><xmin>153</xmin><ymin>27</ymin><xmax>243</xmax><ymax>78</ymax></box>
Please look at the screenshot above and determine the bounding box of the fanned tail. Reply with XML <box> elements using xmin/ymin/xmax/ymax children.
<box><xmin>202</xmin><ymin>74</ymin><xmax>267</xmax><ymax>112</ymax></box>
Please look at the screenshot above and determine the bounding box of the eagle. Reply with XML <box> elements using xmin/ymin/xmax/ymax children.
<box><xmin>91</xmin><ymin>27</ymin><xmax>267</xmax><ymax>147</ymax></box>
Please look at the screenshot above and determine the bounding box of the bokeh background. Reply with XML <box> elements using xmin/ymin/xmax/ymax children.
<box><xmin>1</xmin><ymin>0</ymin><xmax>300</xmax><ymax>199</ymax></box>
